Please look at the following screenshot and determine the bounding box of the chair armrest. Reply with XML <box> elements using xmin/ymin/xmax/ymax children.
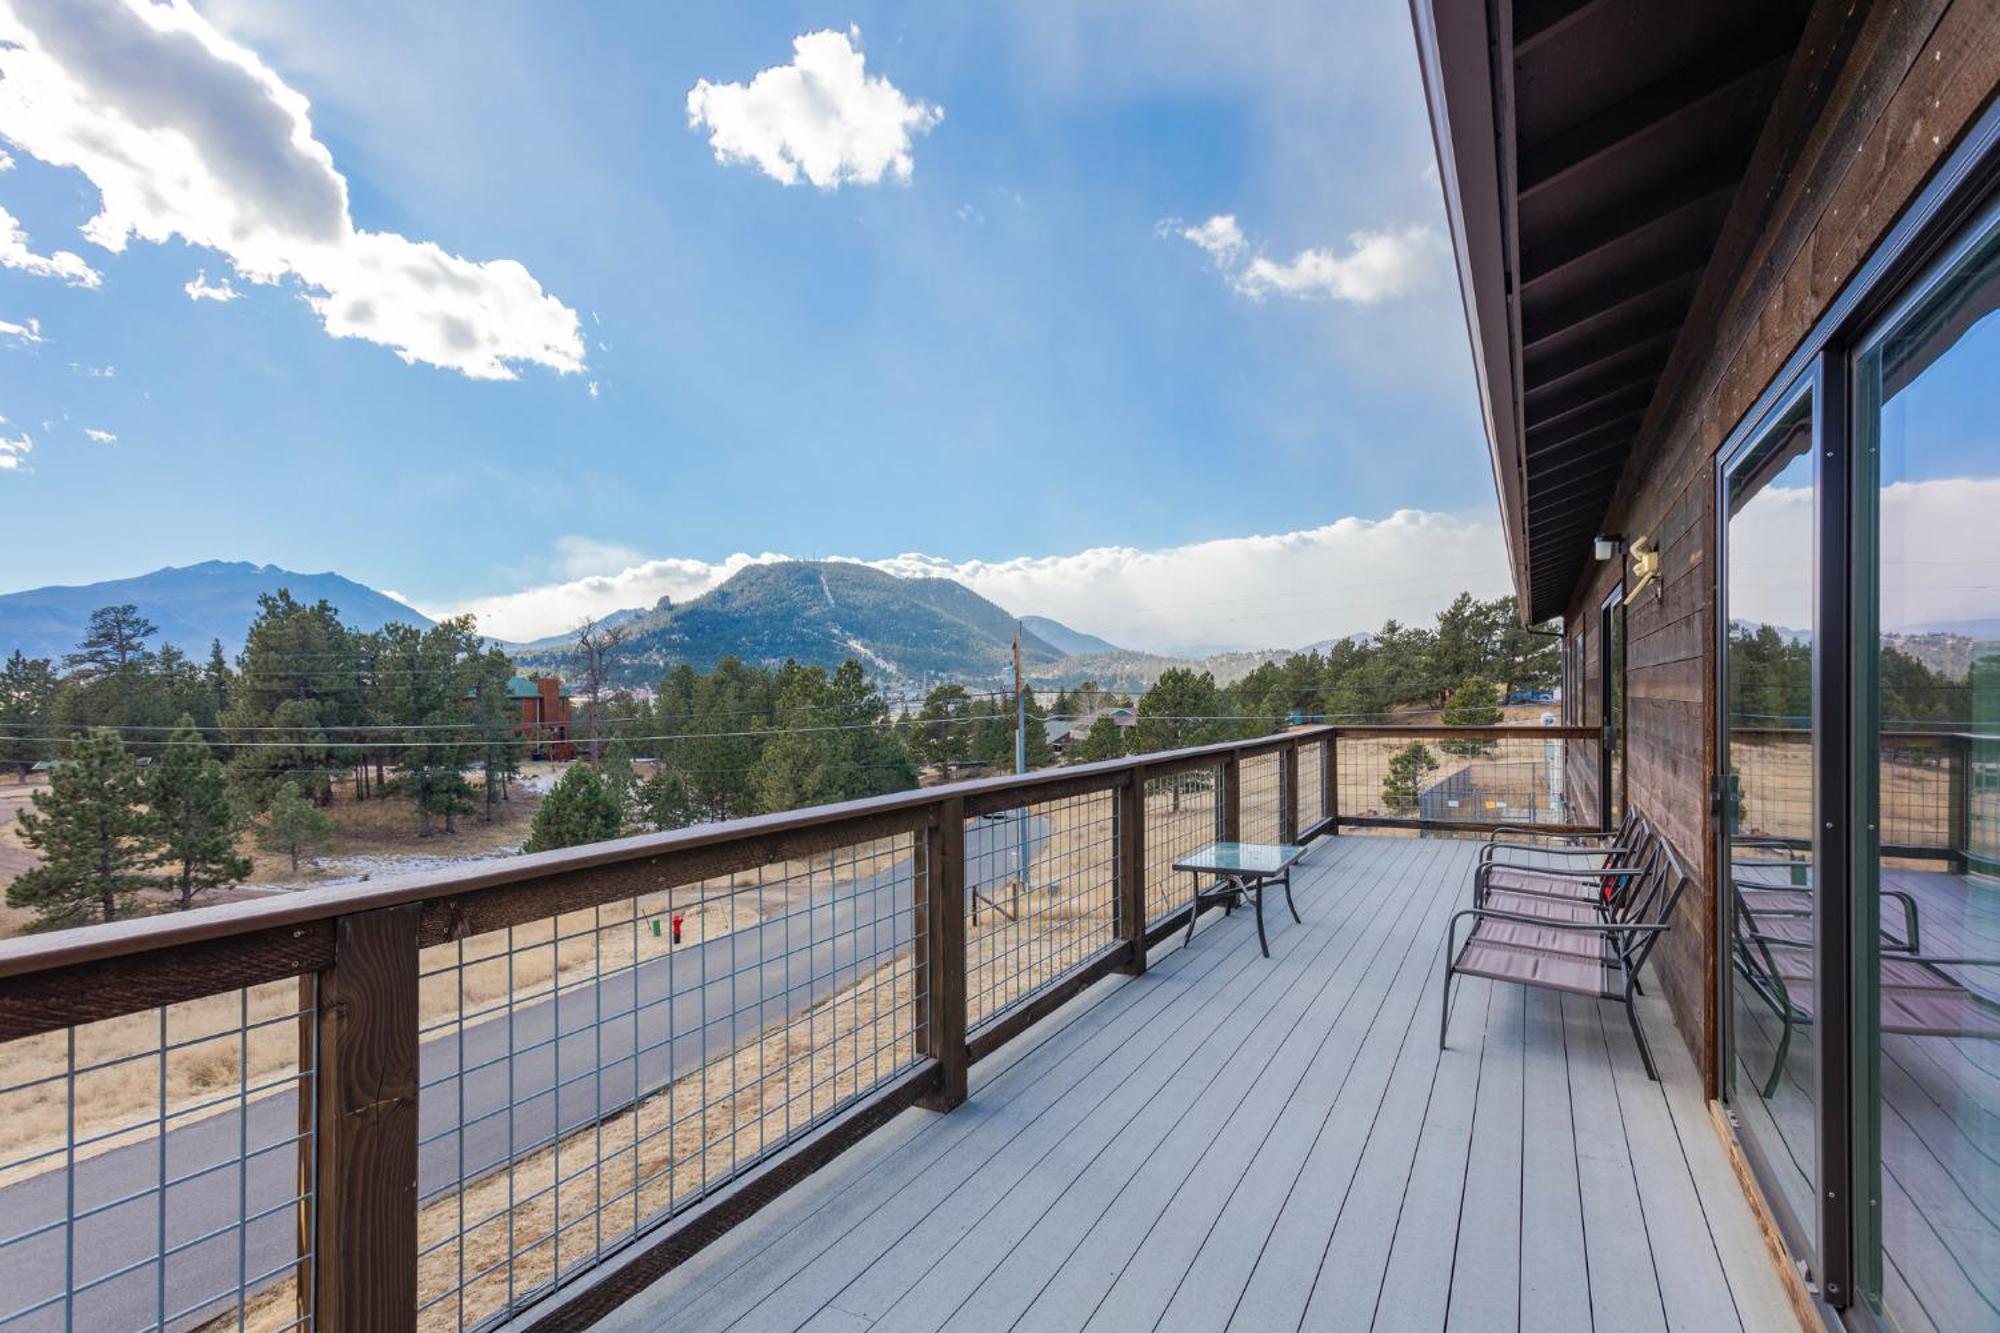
<box><xmin>1478</xmin><ymin>859</ymin><xmax>1645</xmax><ymax>882</ymax></box>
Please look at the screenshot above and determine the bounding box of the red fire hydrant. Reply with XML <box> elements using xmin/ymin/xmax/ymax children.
<box><xmin>671</xmin><ymin>913</ymin><xmax>684</xmax><ymax>945</ymax></box>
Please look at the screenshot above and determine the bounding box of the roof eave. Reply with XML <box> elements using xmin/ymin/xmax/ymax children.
<box><xmin>1410</xmin><ymin>0</ymin><xmax>1536</xmax><ymax>625</ymax></box>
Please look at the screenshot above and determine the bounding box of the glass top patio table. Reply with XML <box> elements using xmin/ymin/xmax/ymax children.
<box><xmin>1172</xmin><ymin>841</ymin><xmax>1308</xmax><ymax>877</ymax></box>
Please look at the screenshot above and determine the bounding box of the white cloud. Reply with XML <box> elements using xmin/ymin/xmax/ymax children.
<box><xmin>0</xmin><ymin>315</ymin><xmax>42</xmax><ymax>344</ymax></box>
<box><xmin>83</xmin><ymin>426</ymin><xmax>115</xmax><ymax>443</ymax></box>
<box><xmin>1176</xmin><ymin>214</ymin><xmax>1245</xmax><ymax>263</ymax></box>
<box><xmin>435</xmin><ymin>510</ymin><xmax>1510</xmax><ymax>649</ymax></box>
<box><xmin>0</xmin><ymin>148</ymin><xmax>13</xmax><ymax>170</ymax></box>
<box><xmin>1171</xmin><ymin>214</ymin><xmax>1443</xmax><ymax>306</ymax></box>
<box><xmin>0</xmin><ymin>204</ymin><xmax>101</xmax><ymax>286</ymax></box>
<box><xmin>586</xmin><ymin>380</ymin><xmax>600</xmax><ymax>399</ymax></box>
<box><xmin>687</xmin><ymin>26</ymin><xmax>942</xmax><ymax>189</ymax></box>
<box><xmin>1730</xmin><ymin>476</ymin><xmax>2000</xmax><ymax>634</ymax></box>
<box><xmin>0</xmin><ymin>0</ymin><xmax>584</xmax><ymax>380</ymax></box>
<box><xmin>184</xmin><ymin>269</ymin><xmax>240</xmax><ymax>302</ymax></box>
<box><xmin>70</xmin><ymin>362</ymin><xmax>113</xmax><ymax>377</ymax></box>
<box><xmin>0</xmin><ymin>420</ymin><xmax>30</xmax><ymax>471</ymax></box>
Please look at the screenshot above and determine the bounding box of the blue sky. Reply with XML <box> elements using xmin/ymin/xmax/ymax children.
<box><xmin>0</xmin><ymin>0</ymin><xmax>1507</xmax><ymax>649</ymax></box>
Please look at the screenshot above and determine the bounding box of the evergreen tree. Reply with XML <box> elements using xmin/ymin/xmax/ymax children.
<box><xmin>9</xmin><ymin>728</ymin><xmax>160</xmax><ymax>928</ymax></box>
<box><xmin>258</xmin><ymin>780</ymin><xmax>334</xmax><ymax>873</ymax></box>
<box><xmin>226</xmin><ymin>592</ymin><xmax>367</xmax><ymax>803</ymax></box>
<box><xmin>470</xmin><ymin>649</ymin><xmax>524</xmax><ymax>820</ymax></box>
<box><xmin>1132</xmin><ymin>667</ymin><xmax>1224</xmax><ymax>754</ymax></box>
<box><xmin>1018</xmin><ymin>686</ymin><xmax>1056</xmax><ymax>768</ymax></box>
<box><xmin>62</xmin><ymin>604</ymin><xmax>158</xmax><ymax>678</ymax></box>
<box><xmin>374</xmin><ymin>618</ymin><xmax>482</xmax><ymax>836</ymax></box>
<box><xmin>1069</xmin><ymin>713</ymin><xmax>1127</xmax><ymax>762</ymax></box>
<box><xmin>639</xmin><ymin>768</ymin><xmax>695</xmax><ymax>830</ymax></box>
<box><xmin>524</xmin><ymin>764</ymin><xmax>624</xmax><ymax>852</ymax></box>
<box><xmin>1382</xmin><ymin>741</ymin><xmax>1439</xmax><ymax>812</ymax></box>
<box><xmin>0</xmin><ymin>650</ymin><xmax>61</xmax><ymax>774</ymax></box>
<box><xmin>1441</xmin><ymin>677</ymin><xmax>1503</xmax><ymax>756</ymax></box>
<box><xmin>150</xmin><ymin>715</ymin><xmax>250</xmax><ymax>909</ymax></box>
<box><xmin>909</xmin><ymin>683</ymin><xmax>973</xmax><ymax>779</ymax></box>
<box><xmin>599</xmin><ymin>736</ymin><xmax>638</xmax><ymax>829</ymax></box>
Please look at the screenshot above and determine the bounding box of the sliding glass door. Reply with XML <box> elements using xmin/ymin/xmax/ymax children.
<box><xmin>1852</xmin><ymin>208</ymin><xmax>2000</xmax><ymax>1333</ymax></box>
<box><xmin>1721</xmin><ymin>193</ymin><xmax>2000</xmax><ymax>1332</ymax></box>
<box><xmin>1723</xmin><ymin>386</ymin><xmax>1821</xmax><ymax>1259</ymax></box>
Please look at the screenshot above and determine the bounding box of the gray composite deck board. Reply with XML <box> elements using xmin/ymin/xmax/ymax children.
<box><xmin>599</xmin><ymin>835</ymin><xmax>1800</xmax><ymax>1333</ymax></box>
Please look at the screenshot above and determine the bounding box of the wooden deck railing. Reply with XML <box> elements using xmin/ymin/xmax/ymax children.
<box><xmin>0</xmin><ymin>724</ymin><xmax>1607</xmax><ymax>1333</ymax></box>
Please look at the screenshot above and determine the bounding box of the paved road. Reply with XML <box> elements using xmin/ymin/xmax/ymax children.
<box><xmin>0</xmin><ymin>815</ymin><xmax>1047</xmax><ymax>1331</ymax></box>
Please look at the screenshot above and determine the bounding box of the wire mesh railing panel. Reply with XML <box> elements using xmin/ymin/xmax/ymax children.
<box><xmin>1238</xmin><ymin>751</ymin><xmax>1283</xmax><ymax>846</ymax></box>
<box><xmin>1297</xmin><ymin>739</ymin><xmax>1326</xmax><ymax>829</ymax></box>
<box><xmin>1728</xmin><ymin>730</ymin><xmax>1813</xmax><ymax>846</ymax></box>
<box><xmin>0</xmin><ymin>981</ymin><xmax>316</xmax><ymax>1333</ymax></box>
<box><xmin>1973</xmin><ymin>738</ymin><xmax>1999</xmax><ymax>867</ymax></box>
<box><xmin>964</xmin><ymin>789</ymin><xmax>1118</xmax><ymax>1030</ymax></box>
<box><xmin>1335</xmin><ymin>732</ymin><xmax>1591</xmax><ymax>832</ymax></box>
<box><xmin>1142</xmin><ymin>764</ymin><xmax>1224</xmax><ymax>925</ymax></box>
<box><xmin>411</xmin><ymin>831</ymin><xmax>922</xmax><ymax>1331</ymax></box>
<box><xmin>1877</xmin><ymin>734</ymin><xmax>1958</xmax><ymax>854</ymax></box>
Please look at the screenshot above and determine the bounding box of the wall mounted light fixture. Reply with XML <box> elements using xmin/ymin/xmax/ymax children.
<box><xmin>1622</xmin><ymin>536</ymin><xmax>1662</xmax><ymax>605</ymax></box>
<box><xmin>1593</xmin><ymin>534</ymin><xmax>1623</xmax><ymax>561</ymax></box>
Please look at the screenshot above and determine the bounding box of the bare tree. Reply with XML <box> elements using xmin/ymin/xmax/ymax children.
<box><xmin>571</xmin><ymin>616</ymin><xmax>629</xmax><ymax>762</ymax></box>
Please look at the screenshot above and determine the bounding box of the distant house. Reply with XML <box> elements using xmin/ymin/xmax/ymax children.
<box><xmin>1046</xmin><ymin>706</ymin><xmax>1137</xmax><ymax>753</ymax></box>
<box><xmin>503</xmin><ymin>676</ymin><xmax>574</xmax><ymax>761</ymax></box>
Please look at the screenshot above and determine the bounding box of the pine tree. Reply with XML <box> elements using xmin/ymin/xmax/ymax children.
<box><xmin>1069</xmin><ymin>714</ymin><xmax>1127</xmax><ymax>762</ymax></box>
<box><xmin>909</xmin><ymin>683</ymin><xmax>972</xmax><ymax>779</ymax></box>
<box><xmin>639</xmin><ymin>769</ymin><xmax>695</xmax><ymax>831</ymax></box>
<box><xmin>1382</xmin><ymin>741</ymin><xmax>1439</xmax><ymax>812</ymax></box>
<box><xmin>1441</xmin><ymin>677</ymin><xmax>1503</xmax><ymax>757</ymax></box>
<box><xmin>524</xmin><ymin>764</ymin><xmax>624</xmax><ymax>852</ymax></box>
<box><xmin>258</xmin><ymin>780</ymin><xmax>334</xmax><ymax>874</ymax></box>
<box><xmin>471</xmin><ymin>649</ymin><xmax>524</xmax><ymax>820</ymax></box>
<box><xmin>62</xmin><ymin>604</ymin><xmax>158</xmax><ymax>678</ymax></box>
<box><xmin>150</xmin><ymin>715</ymin><xmax>250</xmax><ymax>909</ymax></box>
<box><xmin>599</xmin><ymin>737</ymin><xmax>638</xmax><ymax>830</ymax></box>
<box><xmin>8</xmin><ymin>728</ymin><xmax>160</xmax><ymax>928</ymax></box>
<box><xmin>0</xmin><ymin>650</ymin><xmax>61</xmax><ymax>774</ymax></box>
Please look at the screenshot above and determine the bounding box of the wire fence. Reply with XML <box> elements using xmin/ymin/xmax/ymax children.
<box><xmin>1238</xmin><ymin>751</ymin><xmax>1285</xmax><ymax>846</ymax></box>
<box><xmin>964</xmin><ymin>790</ymin><xmax>1119</xmax><ymax>1031</ymax></box>
<box><xmin>0</xmin><ymin>723</ymin><xmax>1633</xmax><ymax>1333</ymax></box>
<box><xmin>0</xmin><ymin>980</ymin><xmax>316</xmax><ymax>1333</ymax></box>
<box><xmin>1334</xmin><ymin>732</ymin><xmax>1591</xmax><ymax>833</ymax></box>
<box><xmin>1297</xmin><ymin>738</ymin><xmax>1327</xmax><ymax>830</ymax></box>
<box><xmin>1142</xmin><ymin>764</ymin><xmax>1225</xmax><ymax>925</ymax></box>
<box><xmin>410</xmin><ymin>834</ymin><xmax>922</xmax><ymax>1330</ymax></box>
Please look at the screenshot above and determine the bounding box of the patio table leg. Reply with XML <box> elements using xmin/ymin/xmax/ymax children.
<box><xmin>1281</xmin><ymin>869</ymin><xmax>1300</xmax><ymax>924</ymax></box>
<box><xmin>1251</xmin><ymin>875</ymin><xmax>1269</xmax><ymax>957</ymax></box>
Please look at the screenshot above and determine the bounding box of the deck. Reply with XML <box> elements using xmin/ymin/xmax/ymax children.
<box><xmin>582</xmin><ymin>833</ymin><xmax>1799</xmax><ymax>1333</ymax></box>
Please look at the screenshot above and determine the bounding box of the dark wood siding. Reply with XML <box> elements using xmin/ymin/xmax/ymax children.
<box><xmin>1564</xmin><ymin>2</ymin><xmax>2000</xmax><ymax>1091</ymax></box>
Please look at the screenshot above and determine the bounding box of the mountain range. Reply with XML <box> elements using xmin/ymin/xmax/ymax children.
<box><xmin>0</xmin><ymin>561</ymin><xmax>433</xmax><ymax>662</ymax></box>
<box><xmin>513</xmin><ymin>561</ymin><xmax>1083</xmax><ymax>686</ymax></box>
<box><xmin>0</xmin><ymin>558</ymin><xmax>1163</xmax><ymax>688</ymax></box>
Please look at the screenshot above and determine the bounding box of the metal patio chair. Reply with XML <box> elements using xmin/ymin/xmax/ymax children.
<box><xmin>1442</xmin><ymin>840</ymin><xmax>1691</xmax><ymax>1081</ymax></box>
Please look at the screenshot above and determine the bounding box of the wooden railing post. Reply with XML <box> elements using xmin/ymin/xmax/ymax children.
<box><xmin>1948</xmin><ymin>734</ymin><xmax>1971</xmax><ymax>871</ymax></box>
<box><xmin>315</xmin><ymin>904</ymin><xmax>420</xmax><ymax>1332</ymax></box>
<box><xmin>1324</xmin><ymin>734</ymin><xmax>1339</xmax><ymax>835</ymax></box>
<box><xmin>1279</xmin><ymin>743</ymin><xmax>1299</xmax><ymax>845</ymax></box>
<box><xmin>919</xmin><ymin>796</ymin><xmax>968</xmax><ymax>1110</ymax></box>
<box><xmin>1221</xmin><ymin>752</ymin><xmax>1242</xmax><ymax>844</ymax></box>
<box><xmin>1116</xmin><ymin>769</ymin><xmax>1148</xmax><ymax>975</ymax></box>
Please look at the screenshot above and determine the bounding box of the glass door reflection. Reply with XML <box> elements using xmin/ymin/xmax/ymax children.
<box><xmin>1724</xmin><ymin>389</ymin><xmax>1820</xmax><ymax>1257</ymax></box>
